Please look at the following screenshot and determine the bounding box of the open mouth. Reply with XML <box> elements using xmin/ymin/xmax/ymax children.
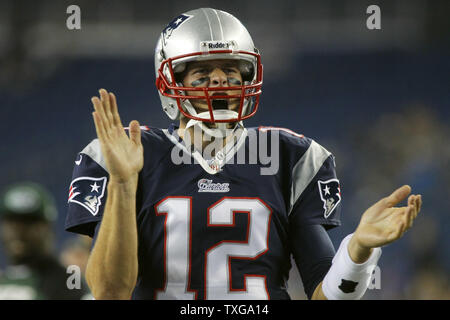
<box><xmin>211</xmin><ymin>92</ymin><xmax>232</xmax><ymax>110</ymax></box>
<box><xmin>211</xmin><ymin>99</ymin><xmax>228</xmax><ymax>110</ymax></box>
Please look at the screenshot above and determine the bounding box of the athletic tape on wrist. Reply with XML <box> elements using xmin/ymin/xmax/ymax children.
<box><xmin>322</xmin><ymin>233</ymin><xmax>382</xmax><ymax>300</ymax></box>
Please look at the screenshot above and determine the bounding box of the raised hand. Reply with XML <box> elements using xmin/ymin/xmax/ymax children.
<box><xmin>91</xmin><ymin>89</ymin><xmax>144</xmax><ymax>183</ymax></box>
<box><xmin>349</xmin><ymin>185</ymin><xmax>422</xmax><ymax>262</ymax></box>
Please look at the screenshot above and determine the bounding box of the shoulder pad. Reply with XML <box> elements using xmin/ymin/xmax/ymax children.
<box><xmin>80</xmin><ymin>139</ymin><xmax>107</xmax><ymax>173</ymax></box>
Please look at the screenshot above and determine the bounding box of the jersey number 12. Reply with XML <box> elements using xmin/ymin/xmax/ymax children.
<box><xmin>155</xmin><ymin>196</ymin><xmax>272</xmax><ymax>300</ymax></box>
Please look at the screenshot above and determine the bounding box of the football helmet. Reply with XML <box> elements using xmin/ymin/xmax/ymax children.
<box><xmin>154</xmin><ymin>8</ymin><xmax>263</xmax><ymax>135</ymax></box>
<box><xmin>0</xmin><ymin>182</ymin><xmax>57</xmax><ymax>222</ymax></box>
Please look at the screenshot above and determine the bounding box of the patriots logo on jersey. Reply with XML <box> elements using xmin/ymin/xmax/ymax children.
<box><xmin>318</xmin><ymin>179</ymin><xmax>341</xmax><ymax>218</ymax></box>
<box><xmin>68</xmin><ymin>177</ymin><xmax>107</xmax><ymax>216</ymax></box>
<box><xmin>162</xmin><ymin>14</ymin><xmax>192</xmax><ymax>45</ymax></box>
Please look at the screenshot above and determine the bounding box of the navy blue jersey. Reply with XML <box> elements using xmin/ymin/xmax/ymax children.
<box><xmin>65</xmin><ymin>124</ymin><xmax>341</xmax><ymax>300</ymax></box>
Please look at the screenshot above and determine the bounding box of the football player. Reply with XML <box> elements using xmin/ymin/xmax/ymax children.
<box><xmin>65</xmin><ymin>8</ymin><xmax>422</xmax><ymax>300</ymax></box>
<box><xmin>0</xmin><ymin>182</ymin><xmax>89</xmax><ymax>299</ymax></box>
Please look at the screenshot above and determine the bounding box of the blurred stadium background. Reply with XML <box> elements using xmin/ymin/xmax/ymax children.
<box><xmin>0</xmin><ymin>0</ymin><xmax>448</xmax><ymax>299</ymax></box>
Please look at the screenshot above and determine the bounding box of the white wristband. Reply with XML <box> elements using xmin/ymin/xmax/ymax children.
<box><xmin>322</xmin><ymin>233</ymin><xmax>382</xmax><ymax>300</ymax></box>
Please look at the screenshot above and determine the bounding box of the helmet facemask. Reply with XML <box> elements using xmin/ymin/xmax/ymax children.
<box><xmin>156</xmin><ymin>50</ymin><xmax>262</xmax><ymax>137</ymax></box>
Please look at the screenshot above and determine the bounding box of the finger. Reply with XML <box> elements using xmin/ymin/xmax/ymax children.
<box><xmin>92</xmin><ymin>96</ymin><xmax>110</xmax><ymax>132</ymax></box>
<box><xmin>109</xmin><ymin>92</ymin><xmax>123</xmax><ymax>128</ymax></box>
<box><xmin>407</xmin><ymin>195</ymin><xmax>419</xmax><ymax>220</ymax></box>
<box><xmin>396</xmin><ymin>221</ymin><xmax>406</xmax><ymax>239</ymax></box>
<box><xmin>406</xmin><ymin>205</ymin><xmax>415</xmax><ymax>230</ymax></box>
<box><xmin>408</xmin><ymin>195</ymin><xmax>414</xmax><ymax>207</ymax></box>
<box><xmin>411</xmin><ymin>195</ymin><xmax>418</xmax><ymax>219</ymax></box>
<box><xmin>129</xmin><ymin>120</ymin><xmax>142</xmax><ymax>146</ymax></box>
<box><xmin>407</xmin><ymin>195</ymin><xmax>416</xmax><ymax>220</ymax></box>
<box><xmin>92</xmin><ymin>111</ymin><xmax>108</xmax><ymax>143</ymax></box>
<box><xmin>415</xmin><ymin>195</ymin><xmax>422</xmax><ymax>218</ymax></box>
<box><xmin>393</xmin><ymin>205</ymin><xmax>413</xmax><ymax>230</ymax></box>
<box><xmin>377</xmin><ymin>185</ymin><xmax>411</xmax><ymax>210</ymax></box>
<box><xmin>99</xmin><ymin>89</ymin><xmax>114</xmax><ymax>128</ymax></box>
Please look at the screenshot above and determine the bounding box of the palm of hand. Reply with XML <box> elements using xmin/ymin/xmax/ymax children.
<box><xmin>353</xmin><ymin>186</ymin><xmax>421</xmax><ymax>249</ymax></box>
<box><xmin>91</xmin><ymin>89</ymin><xmax>144</xmax><ymax>182</ymax></box>
<box><xmin>102</xmin><ymin>126</ymin><xmax>144</xmax><ymax>180</ymax></box>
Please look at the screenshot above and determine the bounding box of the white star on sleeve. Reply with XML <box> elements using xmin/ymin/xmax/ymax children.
<box><xmin>323</xmin><ymin>185</ymin><xmax>330</xmax><ymax>195</ymax></box>
<box><xmin>90</xmin><ymin>182</ymin><xmax>100</xmax><ymax>193</ymax></box>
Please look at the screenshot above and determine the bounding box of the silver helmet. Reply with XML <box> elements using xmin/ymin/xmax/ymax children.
<box><xmin>154</xmin><ymin>8</ymin><xmax>263</xmax><ymax>127</ymax></box>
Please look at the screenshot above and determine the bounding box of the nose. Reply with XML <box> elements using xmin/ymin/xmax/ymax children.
<box><xmin>209</xmin><ymin>68</ymin><xmax>228</xmax><ymax>87</ymax></box>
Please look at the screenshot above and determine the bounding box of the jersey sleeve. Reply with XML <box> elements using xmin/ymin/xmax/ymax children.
<box><xmin>65</xmin><ymin>139</ymin><xmax>108</xmax><ymax>237</ymax></box>
<box><xmin>288</xmin><ymin>224</ymin><xmax>336</xmax><ymax>299</ymax></box>
<box><xmin>288</xmin><ymin>139</ymin><xmax>342</xmax><ymax>230</ymax></box>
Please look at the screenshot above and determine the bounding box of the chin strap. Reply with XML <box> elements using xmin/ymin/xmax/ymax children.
<box><xmin>181</xmin><ymin>94</ymin><xmax>250</xmax><ymax>138</ymax></box>
<box><xmin>185</xmin><ymin>110</ymin><xmax>242</xmax><ymax>138</ymax></box>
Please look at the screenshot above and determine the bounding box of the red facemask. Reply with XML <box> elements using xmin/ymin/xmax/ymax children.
<box><xmin>156</xmin><ymin>50</ymin><xmax>263</xmax><ymax>123</ymax></box>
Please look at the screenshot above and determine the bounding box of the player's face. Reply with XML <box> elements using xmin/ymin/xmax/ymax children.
<box><xmin>182</xmin><ymin>59</ymin><xmax>243</xmax><ymax>114</ymax></box>
<box><xmin>0</xmin><ymin>218</ymin><xmax>51</xmax><ymax>264</ymax></box>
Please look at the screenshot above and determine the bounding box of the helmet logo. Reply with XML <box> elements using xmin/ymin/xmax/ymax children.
<box><xmin>162</xmin><ymin>14</ymin><xmax>193</xmax><ymax>45</ymax></box>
